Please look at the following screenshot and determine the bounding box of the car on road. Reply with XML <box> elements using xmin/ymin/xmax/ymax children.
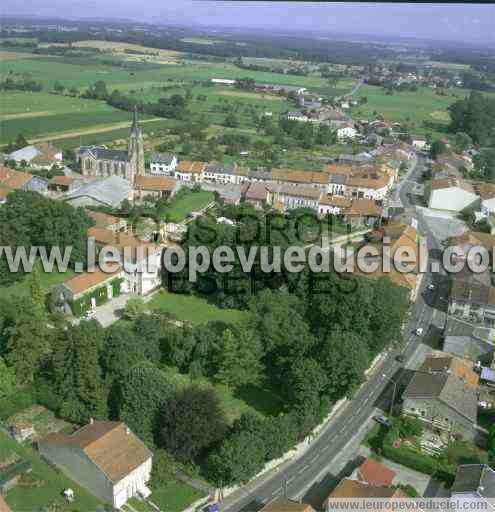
<box><xmin>396</xmin><ymin>354</ymin><xmax>406</xmax><ymax>363</ymax></box>
<box><xmin>374</xmin><ymin>416</ymin><xmax>392</xmax><ymax>428</ymax></box>
<box><xmin>415</xmin><ymin>327</ymin><xmax>424</xmax><ymax>336</ymax></box>
<box><xmin>427</xmin><ymin>283</ymin><xmax>436</xmax><ymax>291</ymax></box>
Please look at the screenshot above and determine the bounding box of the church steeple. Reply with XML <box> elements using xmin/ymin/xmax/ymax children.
<box><xmin>131</xmin><ymin>105</ymin><xmax>140</xmax><ymax>135</ymax></box>
<box><xmin>128</xmin><ymin>106</ymin><xmax>145</xmax><ymax>180</ymax></box>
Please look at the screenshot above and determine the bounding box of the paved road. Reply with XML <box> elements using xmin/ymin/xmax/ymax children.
<box><xmin>221</xmin><ymin>153</ymin><xmax>444</xmax><ymax>512</ymax></box>
<box><xmin>335</xmin><ymin>80</ymin><xmax>363</xmax><ymax>101</ymax></box>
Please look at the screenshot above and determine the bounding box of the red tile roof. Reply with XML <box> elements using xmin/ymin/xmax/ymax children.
<box><xmin>40</xmin><ymin>421</ymin><xmax>152</xmax><ymax>484</ymax></box>
<box><xmin>357</xmin><ymin>458</ymin><xmax>396</xmax><ymax>487</ymax></box>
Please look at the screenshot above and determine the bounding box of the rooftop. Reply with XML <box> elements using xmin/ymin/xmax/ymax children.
<box><xmin>40</xmin><ymin>421</ymin><xmax>152</xmax><ymax>484</ymax></box>
<box><xmin>62</xmin><ymin>263</ymin><xmax>121</xmax><ymax>295</ymax></box>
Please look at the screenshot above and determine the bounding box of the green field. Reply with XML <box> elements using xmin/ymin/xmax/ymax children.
<box><xmin>164</xmin><ymin>190</ymin><xmax>215</xmax><ymax>222</ymax></box>
<box><xmin>354</xmin><ymin>84</ymin><xmax>466</xmax><ymax>136</ymax></box>
<box><xmin>0</xmin><ymin>91</ymin><xmax>137</xmax><ymax>144</ymax></box>
<box><xmin>0</xmin><ymin>430</ymin><xmax>103</xmax><ymax>511</ymax></box>
<box><xmin>1</xmin><ymin>56</ymin><xmax>349</xmax><ymax>91</ymax></box>
<box><xmin>149</xmin><ymin>289</ymin><xmax>246</xmax><ymax>324</ymax></box>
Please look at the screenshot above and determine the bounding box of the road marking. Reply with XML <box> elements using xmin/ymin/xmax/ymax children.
<box><xmin>271</xmin><ymin>487</ymin><xmax>281</xmax><ymax>497</ymax></box>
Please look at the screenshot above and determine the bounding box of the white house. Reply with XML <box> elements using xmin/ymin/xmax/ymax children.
<box><xmin>287</xmin><ymin>111</ymin><xmax>309</xmax><ymax>122</ymax></box>
<box><xmin>336</xmin><ymin>124</ymin><xmax>358</xmax><ymax>140</ymax></box>
<box><xmin>346</xmin><ymin>173</ymin><xmax>392</xmax><ymax>201</ymax></box>
<box><xmin>277</xmin><ymin>184</ymin><xmax>321</xmax><ymax>211</ymax></box>
<box><xmin>174</xmin><ymin>160</ymin><xmax>206</xmax><ymax>182</ymax></box>
<box><xmin>38</xmin><ymin>421</ymin><xmax>152</xmax><ymax>509</ymax></box>
<box><xmin>150</xmin><ymin>152</ymin><xmax>177</xmax><ymax>175</ymax></box>
<box><xmin>428</xmin><ymin>178</ymin><xmax>479</xmax><ymax>213</ymax></box>
<box><xmin>481</xmin><ymin>198</ymin><xmax>495</xmax><ymax>217</ymax></box>
<box><xmin>203</xmin><ymin>163</ymin><xmax>247</xmax><ymax>185</ymax></box>
<box><xmin>87</xmin><ymin>227</ymin><xmax>165</xmax><ymax>296</ymax></box>
<box><xmin>318</xmin><ymin>195</ymin><xmax>351</xmax><ymax>216</ymax></box>
<box><xmin>211</xmin><ymin>78</ymin><xmax>237</xmax><ymax>85</ymax></box>
<box><xmin>411</xmin><ymin>135</ymin><xmax>427</xmax><ymax>150</ymax></box>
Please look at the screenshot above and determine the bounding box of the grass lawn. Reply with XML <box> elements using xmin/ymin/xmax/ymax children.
<box><xmin>164</xmin><ymin>190</ymin><xmax>215</xmax><ymax>222</ymax></box>
<box><xmin>149</xmin><ymin>289</ymin><xmax>246</xmax><ymax>324</ymax></box>
<box><xmin>0</xmin><ymin>260</ymin><xmax>74</xmax><ymax>301</ymax></box>
<box><xmin>0</xmin><ymin>430</ymin><xmax>104</xmax><ymax>511</ymax></box>
<box><xmin>162</xmin><ymin>369</ymin><xmax>283</xmax><ymax>424</ymax></box>
<box><xmin>148</xmin><ymin>481</ymin><xmax>204</xmax><ymax>512</ymax></box>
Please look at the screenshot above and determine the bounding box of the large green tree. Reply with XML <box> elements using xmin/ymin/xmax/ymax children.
<box><xmin>52</xmin><ymin>322</ymin><xmax>107</xmax><ymax>423</ymax></box>
<box><xmin>160</xmin><ymin>385</ymin><xmax>228</xmax><ymax>462</ymax></box>
<box><xmin>119</xmin><ymin>362</ymin><xmax>176</xmax><ymax>446</ymax></box>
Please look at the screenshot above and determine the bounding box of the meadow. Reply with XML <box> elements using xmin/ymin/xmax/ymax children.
<box><xmin>1</xmin><ymin>54</ymin><xmax>347</xmax><ymax>91</ymax></box>
<box><xmin>354</xmin><ymin>84</ymin><xmax>466</xmax><ymax>136</ymax></box>
<box><xmin>0</xmin><ymin>91</ymin><xmax>138</xmax><ymax>144</ymax></box>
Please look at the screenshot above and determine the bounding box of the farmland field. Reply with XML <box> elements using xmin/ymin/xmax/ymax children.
<box><xmin>0</xmin><ymin>54</ymin><xmax>350</xmax><ymax>91</ymax></box>
<box><xmin>0</xmin><ymin>91</ymin><xmax>139</xmax><ymax>144</ymax></box>
<box><xmin>354</xmin><ymin>84</ymin><xmax>466</xmax><ymax>135</ymax></box>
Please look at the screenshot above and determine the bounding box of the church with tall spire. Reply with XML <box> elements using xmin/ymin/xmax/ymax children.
<box><xmin>77</xmin><ymin>107</ymin><xmax>146</xmax><ymax>182</ymax></box>
<box><xmin>128</xmin><ymin>106</ymin><xmax>145</xmax><ymax>178</ymax></box>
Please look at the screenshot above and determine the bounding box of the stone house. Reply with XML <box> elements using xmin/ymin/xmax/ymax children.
<box><xmin>402</xmin><ymin>353</ymin><xmax>481</xmax><ymax>443</ymax></box>
<box><xmin>38</xmin><ymin>421</ymin><xmax>152</xmax><ymax>509</ymax></box>
<box><xmin>133</xmin><ymin>175</ymin><xmax>178</xmax><ymax>201</ymax></box>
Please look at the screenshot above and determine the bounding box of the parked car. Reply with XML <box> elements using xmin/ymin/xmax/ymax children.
<box><xmin>415</xmin><ymin>327</ymin><xmax>424</xmax><ymax>336</ymax></box>
<box><xmin>374</xmin><ymin>416</ymin><xmax>392</xmax><ymax>428</ymax></box>
<box><xmin>427</xmin><ymin>283</ymin><xmax>435</xmax><ymax>291</ymax></box>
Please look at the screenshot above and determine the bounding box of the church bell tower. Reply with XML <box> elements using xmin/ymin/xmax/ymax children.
<box><xmin>128</xmin><ymin>106</ymin><xmax>145</xmax><ymax>181</ymax></box>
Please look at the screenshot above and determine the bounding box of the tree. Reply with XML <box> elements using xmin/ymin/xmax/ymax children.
<box><xmin>160</xmin><ymin>385</ymin><xmax>228</xmax><ymax>462</ymax></box>
<box><xmin>474</xmin><ymin>149</ymin><xmax>495</xmax><ymax>182</ymax></box>
<box><xmin>453</xmin><ymin>132</ymin><xmax>472</xmax><ymax>152</ymax></box>
<box><xmin>318</xmin><ymin>328</ymin><xmax>369</xmax><ymax>401</ymax></box>
<box><xmin>123</xmin><ymin>297</ymin><xmax>148</xmax><ymax>320</ymax></box>
<box><xmin>6</xmin><ymin>289</ymin><xmax>50</xmax><ymax>385</ymax></box>
<box><xmin>224</xmin><ymin>113</ymin><xmax>239</xmax><ymax>128</ymax></box>
<box><xmin>429</xmin><ymin>140</ymin><xmax>447</xmax><ymax>159</ymax></box>
<box><xmin>215</xmin><ymin>328</ymin><xmax>264</xmax><ymax>389</ymax></box>
<box><xmin>206</xmin><ymin>430</ymin><xmax>266</xmax><ymax>487</ymax></box>
<box><xmin>120</xmin><ymin>362</ymin><xmax>176</xmax><ymax>446</ymax></box>
<box><xmin>52</xmin><ymin>322</ymin><xmax>107</xmax><ymax>423</ymax></box>
<box><xmin>0</xmin><ymin>357</ymin><xmax>16</xmax><ymax>399</ymax></box>
<box><xmin>101</xmin><ymin>322</ymin><xmax>158</xmax><ymax>382</ymax></box>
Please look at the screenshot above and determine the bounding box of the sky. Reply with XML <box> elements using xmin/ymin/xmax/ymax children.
<box><xmin>2</xmin><ymin>1</ymin><xmax>495</xmax><ymax>45</ymax></box>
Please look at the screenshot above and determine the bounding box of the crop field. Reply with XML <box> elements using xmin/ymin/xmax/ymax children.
<box><xmin>354</xmin><ymin>84</ymin><xmax>465</xmax><ymax>135</ymax></box>
<box><xmin>0</xmin><ymin>52</ymin><xmax>356</xmax><ymax>148</ymax></box>
<box><xmin>0</xmin><ymin>92</ymin><xmax>141</xmax><ymax>144</ymax></box>
<box><xmin>1</xmin><ymin>55</ymin><xmax>350</xmax><ymax>91</ymax></box>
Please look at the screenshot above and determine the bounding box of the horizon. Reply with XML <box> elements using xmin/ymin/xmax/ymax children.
<box><xmin>2</xmin><ymin>1</ymin><xmax>495</xmax><ymax>46</ymax></box>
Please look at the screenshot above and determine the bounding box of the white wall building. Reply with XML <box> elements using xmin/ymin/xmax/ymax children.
<box><xmin>150</xmin><ymin>152</ymin><xmax>177</xmax><ymax>175</ymax></box>
<box><xmin>39</xmin><ymin>421</ymin><xmax>152</xmax><ymax>509</ymax></box>
<box><xmin>336</xmin><ymin>125</ymin><xmax>358</xmax><ymax>140</ymax></box>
